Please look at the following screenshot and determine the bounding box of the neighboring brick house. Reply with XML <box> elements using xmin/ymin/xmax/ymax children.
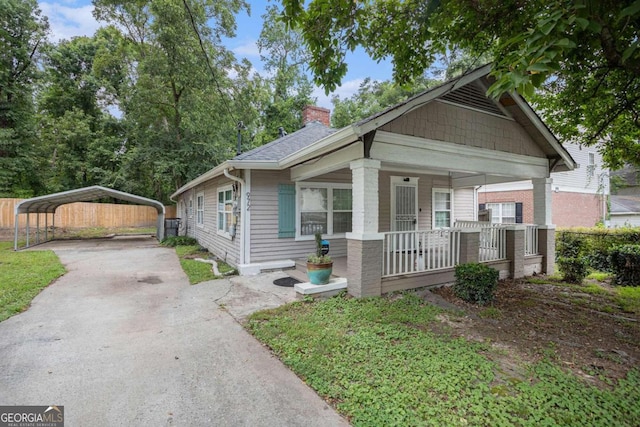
<box><xmin>480</xmin><ymin>142</ymin><xmax>609</xmax><ymax>227</ymax></box>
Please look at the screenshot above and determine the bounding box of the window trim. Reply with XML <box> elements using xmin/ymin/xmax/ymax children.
<box><xmin>587</xmin><ymin>152</ymin><xmax>596</xmax><ymax>178</ymax></box>
<box><xmin>196</xmin><ymin>191</ymin><xmax>205</xmax><ymax>228</ymax></box>
<box><xmin>216</xmin><ymin>185</ymin><xmax>234</xmax><ymax>238</ymax></box>
<box><xmin>486</xmin><ymin>202</ymin><xmax>516</xmax><ymax>224</ymax></box>
<box><xmin>432</xmin><ymin>188</ymin><xmax>453</xmax><ymax>229</ymax></box>
<box><xmin>295</xmin><ymin>182</ymin><xmax>352</xmax><ymax>241</ymax></box>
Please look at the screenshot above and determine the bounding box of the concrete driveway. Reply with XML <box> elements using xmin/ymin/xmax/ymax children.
<box><xmin>0</xmin><ymin>236</ymin><xmax>347</xmax><ymax>426</ymax></box>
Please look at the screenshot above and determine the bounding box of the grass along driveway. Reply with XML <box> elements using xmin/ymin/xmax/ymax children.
<box><xmin>0</xmin><ymin>241</ymin><xmax>66</xmax><ymax>322</ymax></box>
<box><xmin>247</xmin><ymin>292</ymin><xmax>640</xmax><ymax>426</ymax></box>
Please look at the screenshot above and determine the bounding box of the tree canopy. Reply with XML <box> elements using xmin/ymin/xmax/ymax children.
<box><xmin>281</xmin><ymin>0</ymin><xmax>640</xmax><ymax>167</ymax></box>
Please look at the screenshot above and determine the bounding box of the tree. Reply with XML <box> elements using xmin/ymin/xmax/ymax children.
<box><xmin>281</xmin><ymin>0</ymin><xmax>640</xmax><ymax>167</ymax></box>
<box><xmin>0</xmin><ymin>0</ymin><xmax>49</xmax><ymax>196</ymax></box>
<box><xmin>254</xmin><ymin>5</ymin><xmax>314</xmax><ymax>143</ymax></box>
<box><xmin>331</xmin><ymin>76</ymin><xmax>439</xmax><ymax>128</ymax></box>
<box><xmin>92</xmin><ymin>0</ymin><xmax>249</xmax><ymax>202</ymax></box>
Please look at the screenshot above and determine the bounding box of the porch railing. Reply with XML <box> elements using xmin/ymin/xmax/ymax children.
<box><xmin>525</xmin><ymin>224</ymin><xmax>539</xmax><ymax>256</ymax></box>
<box><xmin>479</xmin><ymin>225</ymin><xmax>507</xmax><ymax>262</ymax></box>
<box><xmin>382</xmin><ymin>230</ymin><xmax>461</xmax><ymax>277</ymax></box>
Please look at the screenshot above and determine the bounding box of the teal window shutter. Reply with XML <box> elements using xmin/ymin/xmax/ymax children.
<box><xmin>278</xmin><ymin>184</ymin><xmax>296</xmax><ymax>238</ymax></box>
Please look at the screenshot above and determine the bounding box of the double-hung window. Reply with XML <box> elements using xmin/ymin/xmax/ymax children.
<box><xmin>485</xmin><ymin>202</ymin><xmax>519</xmax><ymax>223</ymax></box>
<box><xmin>196</xmin><ymin>192</ymin><xmax>204</xmax><ymax>227</ymax></box>
<box><xmin>297</xmin><ymin>183</ymin><xmax>352</xmax><ymax>237</ymax></box>
<box><xmin>217</xmin><ymin>186</ymin><xmax>233</xmax><ymax>235</ymax></box>
<box><xmin>432</xmin><ymin>189</ymin><xmax>452</xmax><ymax>228</ymax></box>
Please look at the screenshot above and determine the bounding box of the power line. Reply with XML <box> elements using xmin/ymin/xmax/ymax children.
<box><xmin>182</xmin><ymin>0</ymin><xmax>238</xmax><ymax>127</ymax></box>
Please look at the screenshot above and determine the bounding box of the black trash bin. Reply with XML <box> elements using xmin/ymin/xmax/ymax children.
<box><xmin>164</xmin><ymin>218</ymin><xmax>181</xmax><ymax>238</ymax></box>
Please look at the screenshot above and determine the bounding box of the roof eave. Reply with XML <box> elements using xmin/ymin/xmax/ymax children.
<box><xmin>509</xmin><ymin>91</ymin><xmax>576</xmax><ymax>171</ymax></box>
<box><xmin>278</xmin><ymin>125</ymin><xmax>360</xmax><ymax>169</ymax></box>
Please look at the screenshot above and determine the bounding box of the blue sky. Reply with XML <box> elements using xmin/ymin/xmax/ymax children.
<box><xmin>38</xmin><ymin>0</ymin><xmax>395</xmax><ymax>109</ymax></box>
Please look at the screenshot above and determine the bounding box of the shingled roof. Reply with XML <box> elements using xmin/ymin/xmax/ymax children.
<box><xmin>234</xmin><ymin>121</ymin><xmax>336</xmax><ymax>162</ymax></box>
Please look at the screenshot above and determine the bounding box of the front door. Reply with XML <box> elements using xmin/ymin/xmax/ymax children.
<box><xmin>391</xmin><ymin>177</ymin><xmax>418</xmax><ymax>231</ymax></box>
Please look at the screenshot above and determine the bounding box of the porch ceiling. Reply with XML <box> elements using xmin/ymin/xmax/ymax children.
<box><xmin>290</xmin><ymin>130</ymin><xmax>550</xmax><ymax>185</ymax></box>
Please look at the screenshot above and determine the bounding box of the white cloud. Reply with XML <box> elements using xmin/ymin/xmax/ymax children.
<box><xmin>39</xmin><ymin>2</ymin><xmax>102</xmax><ymax>42</ymax></box>
<box><xmin>232</xmin><ymin>40</ymin><xmax>260</xmax><ymax>58</ymax></box>
<box><xmin>312</xmin><ymin>78</ymin><xmax>365</xmax><ymax>110</ymax></box>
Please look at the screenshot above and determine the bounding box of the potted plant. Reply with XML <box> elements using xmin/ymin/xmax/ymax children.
<box><xmin>306</xmin><ymin>232</ymin><xmax>333</xmax><ymax>285</ymax></box>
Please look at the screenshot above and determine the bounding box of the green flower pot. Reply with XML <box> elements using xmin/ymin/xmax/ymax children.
<box><xmin>307</xmin><ymin>261</ymin><xmax>333</xmax><ymax>285</ymax></box>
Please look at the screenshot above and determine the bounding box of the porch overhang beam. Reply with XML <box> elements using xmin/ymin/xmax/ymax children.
<box><xmin>371</xmin><ymin>131</ymin><xmax>549</xmax><ymax>181</ymax></box>
<box><xmin>290</xmin><ymin>141</ymin><xmax>363</xmax><ymax>182</ymax></box>
<box><xmin>450</xmin><ymin>174</ymin><xmax>525</xmax><ymax>188</ymax></box>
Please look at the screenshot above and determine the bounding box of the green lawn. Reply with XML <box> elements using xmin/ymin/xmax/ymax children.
<box><xmin>0</xmin><ymin>241</ymin><xmax>66</xmax><ymax>322</ymax></box>
<box><xmin>247</xmin><ymin>293</ymin><xmax>640</xmax><ymax>426</ymax></box>
<box><xmin>174</xmin><ymin>245</ymin><xmax>235</xmax><ymax>284</ymax></box>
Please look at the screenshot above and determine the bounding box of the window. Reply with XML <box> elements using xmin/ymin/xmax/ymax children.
<box><xmin>433</xmin><ymin>189</ymin><xmax>452</xmax><ymax>228</ymax></box>
<box><xmin>297</xmin><ymin>183</ymin><xmax>352</xmax><ymax>237</ymax></box>
<box><xmin>483</xmin><ymin>202</ymin><xmax>523</xmax><ymax>223</ymax></box>
<box><xmin>217</xmin><ymin>186</ymin><xmax>233</xmax><ymax>234</ymax></box>
<box><xmin>196</xmin><ymin>192</ymin><xmax>204</xmax><ymax>227</ymax></box>
<box><xmin>587</xmin><ymin>152</ymin><xmax>596</xmax><ymax>178</ymax></box>
<box><xmin>486</xmin><ymin>202</ymin><xmax>515</xmax><ymax>224</ymax></box>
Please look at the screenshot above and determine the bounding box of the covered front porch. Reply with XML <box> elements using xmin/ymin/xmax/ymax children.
<box><xmin>341</xmin><ymin>157</ymin><xmax>556</xmax><ymax>297</ymax></box>
<box><xmin>283</xmin><ymin>66</ymin><xmax>573</xmax><ymax>297</ymax></box>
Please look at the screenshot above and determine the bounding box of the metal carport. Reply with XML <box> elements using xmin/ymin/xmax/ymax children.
<box><xmin>14</xmin><ymin>186</ymin><xmax>165</xmax><ymax>250</ymax></box>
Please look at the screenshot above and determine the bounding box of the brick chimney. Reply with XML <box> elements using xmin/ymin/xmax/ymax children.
<box><xmin>302</xmin><ymin>105</ymin><xmax>330</xmax><ymax>127</ymax></box>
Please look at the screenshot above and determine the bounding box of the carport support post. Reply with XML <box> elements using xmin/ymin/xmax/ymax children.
<box><xmin>45</xmin><ymin>213</ymin><xmax>48</xmax><ymax>242</ymax></box>
<box><xmin>26</xmin><ymin>211</ymin><xmax>30</xmax><ymax>248</ymax></box>
<box><xmin>13</xmin><ymin>213</ymin><xmax>19</xmax><ymax>251</ymax></box>
<box><xmin>36</xmin><ymin>212</ymin><xmax>40</xmax><ymax>244</ymax></box>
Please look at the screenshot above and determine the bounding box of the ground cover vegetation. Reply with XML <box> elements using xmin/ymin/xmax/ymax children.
<box><xmin>248</xmin><ymin>290</ymin><xmax>640</xmax><ymax>426</ymax></box>
<box><xmin>162</xmin><ymin>236</ymin><xmax>235</xmax><ymax>284</ymax></box>
<box><xmin>0</xmin><ymin>241</ymin><xmax>65</xmax><ymax>321</ymax></box>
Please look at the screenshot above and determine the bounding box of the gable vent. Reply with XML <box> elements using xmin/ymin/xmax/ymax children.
<box><xmin>440</xmin><ymin>82</ymin><xmax>506</xmax><ymax>117</ymax></box>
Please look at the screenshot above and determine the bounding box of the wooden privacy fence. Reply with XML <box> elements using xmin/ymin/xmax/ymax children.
<box><xmin>0</xmin><ymin>198</ymin><xmax>176</xmax><ymax>229</ymax></box>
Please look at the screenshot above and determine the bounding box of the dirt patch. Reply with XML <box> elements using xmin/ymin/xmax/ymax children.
<box><xmin>429</xmin><ymin>278</ymin><xmax>640</xmax><ymax>383</ymax></box>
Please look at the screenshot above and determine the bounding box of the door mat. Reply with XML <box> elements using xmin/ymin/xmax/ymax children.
<box><xmin>273</xmin><ymin>277</ymin><xmax>301</xmax><ymax>287</ymax></box>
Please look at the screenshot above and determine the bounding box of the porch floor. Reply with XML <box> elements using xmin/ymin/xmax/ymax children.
<box><xmin>289</xmin><ymin>256</ymin><xmax>348</xmax><ymax>282</ymax></box>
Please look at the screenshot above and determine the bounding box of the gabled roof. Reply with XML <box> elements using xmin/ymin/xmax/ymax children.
<box><xmin>235</xmin><ymin>122</ymin><xmax>336</xmax><ymax>161</ymax></box>
<box><xmin>610</xmin><ymin>195</ymin><xmax>640</xmax><ymax>214</ymax></box>
<box><xmin>172</xmin><ymin>64</ymin><xmax>575</xmax><ymax>199</ymax></box>
<box><xmin>15</xmin><ymin>186</ymin><xmax>165</xmax><ymax>215</ymax></box>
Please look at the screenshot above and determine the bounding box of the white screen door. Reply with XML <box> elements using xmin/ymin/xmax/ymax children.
<box><xmin>392</xmin><ymin>181</ymin><xmax>418</xmax><ymax>231</ymax></box>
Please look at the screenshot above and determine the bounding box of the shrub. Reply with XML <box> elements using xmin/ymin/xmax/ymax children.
<box><xmin>161</xmin><ymin>236</ymin><xmax>198</xmax><ymax>247</ymax></box>
<box><xmin>556</xmin><ymin>232</ymin><xmax>588</xmax><ymax>283</ymax></box>
<box><xmin>453</xmin><ymin>263</ymin><xmax>499</xmax><ymax>305</ymax></box>
<box><xmin>609</xmin><ymin>244</ymin><xmax>640</xmax><ymax>287</ymax></box>
<box><xmin>556</xmin><ymin>257</ymin><xmax>589</xmax><ymax>283</ymax></box>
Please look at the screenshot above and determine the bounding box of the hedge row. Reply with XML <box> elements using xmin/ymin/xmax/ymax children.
<box><xmin>556</xmin><ymin>228</ymin><xmax>640</xmax><ymax>286</ymax></box>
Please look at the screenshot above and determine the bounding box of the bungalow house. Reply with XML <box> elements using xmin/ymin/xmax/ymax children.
<box><xmin>170</xmin><ymin>64</ymin><xmax>575</xmax><ymax>297</ymax></box>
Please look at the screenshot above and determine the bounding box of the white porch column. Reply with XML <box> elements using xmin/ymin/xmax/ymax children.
<box><xmin>532</xmin><ymin>177</ymin><xmax>553</xmax><ymax>226</ymax></box>
<box><xmin>347</xmin><ymin>159</ymin><xmax>384</xmax><ymax>297</ymax></box>
<box><xmin>350</xmin><ymin>158</ymin><xmax>381</xmax><ymax>236</ymax></box>
<box><xmin>532</xmin><ymin>177</ymin><xmax>555</xmax><ymax>274</ymax></box>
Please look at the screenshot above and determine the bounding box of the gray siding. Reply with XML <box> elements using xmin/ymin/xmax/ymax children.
<box><xmin>380</xmin><ymin>100</ymin><xmax>547</xmax><ymax>158</ymax></box>
<box><xmin>178</xmin><ymin>176</ymin><xmax>241</xmax><ymax>267</ymax></box>
<box><xmin>379</xmin><ymin>171</ymin><xmax>474</xmax><ymax>231</ymax></box>
<box><xmin>249</xmin><ymin>170</ymin><xmax>349</xmax><ymax>263</ymax></box>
